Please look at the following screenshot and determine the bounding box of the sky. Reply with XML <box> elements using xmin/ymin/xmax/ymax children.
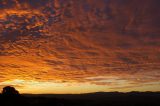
<box><xmin>0</xmin><ymin>0</ymin><xmax>160</xmax><ymax>94</ymax></box>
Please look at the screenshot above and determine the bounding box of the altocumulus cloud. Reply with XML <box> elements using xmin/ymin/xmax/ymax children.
<box><xmin>0</xmin><ymin>0</ymin><xmax>160</xmax><ymax>90</ymax></box>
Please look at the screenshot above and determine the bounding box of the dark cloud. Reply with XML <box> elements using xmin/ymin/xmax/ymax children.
<box><xmin>45</xmin><ymin>60</ymin><xmax>64</xmax><ymax>66</ymax></box>
<box><xmin>118</xmin><ymin>56</ymin><xmax>139</xmax><ymax>64</ymax></box>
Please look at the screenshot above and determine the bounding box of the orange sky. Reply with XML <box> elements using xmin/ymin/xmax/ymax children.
<box><xmin>0</xmin><ymin>0</ymin><xmax>160</xmax><ymax>94</ymax></box>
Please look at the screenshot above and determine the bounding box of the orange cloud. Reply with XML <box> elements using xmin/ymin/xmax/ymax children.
<box><xmin>0</xmin><ymin>0</ymin><xmax>160</xmax><ymax>93</ymax></box>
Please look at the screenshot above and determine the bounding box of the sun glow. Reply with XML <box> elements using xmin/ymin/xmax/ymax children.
<box><xmin>0</xmin><ymin>79</ymin><xmax>111</xmax><ymax>94</ymax></box>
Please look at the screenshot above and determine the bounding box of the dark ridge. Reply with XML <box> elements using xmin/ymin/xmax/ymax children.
<box><xmin>0</xmin><ymin>92</ymin><xmax>159</xmax><ymax>106</ymax></box>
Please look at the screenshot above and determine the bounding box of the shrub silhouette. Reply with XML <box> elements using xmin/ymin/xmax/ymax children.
<box><xmin>2</xmin><ymin>86</ymin><xmax>19</xmax><ymax>96</ymax></box>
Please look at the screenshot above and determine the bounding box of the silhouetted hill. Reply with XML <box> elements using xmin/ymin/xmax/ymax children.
<box><xmin>1</xmin><ymin>92</ymin><xmax>158</xmax><ymax>106</ymax></box>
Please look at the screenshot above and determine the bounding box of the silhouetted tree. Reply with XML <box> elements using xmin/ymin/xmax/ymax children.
<box><xmin>0</xmin><ymin>86</ymin><xmax>28</xmax><ymax>106</ymax></box>
<box><xmin>2</xmin><ymin>86</ymin><xmax>19</xmax><ymax>96</ymax></box>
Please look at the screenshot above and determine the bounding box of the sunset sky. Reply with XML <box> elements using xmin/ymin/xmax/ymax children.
<box><xmin>0</xmin><ymin>0</ymin><xmax>160</xmax><ymax>94</ymax></box>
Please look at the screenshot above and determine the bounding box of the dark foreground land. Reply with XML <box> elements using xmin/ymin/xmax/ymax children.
<box><xmin>0</xmin><ymin>92</ymin><xmax>159</xmax><ymax>106</ymax></box>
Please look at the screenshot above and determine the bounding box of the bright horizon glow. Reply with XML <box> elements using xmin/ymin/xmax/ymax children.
<box><xmin>0</xmin><ymin>79</ymin><xmax>159</xmax><ymax>94</ymax></box>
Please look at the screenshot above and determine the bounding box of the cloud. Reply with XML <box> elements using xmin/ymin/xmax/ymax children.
<box><xmin>0</xmin><ymin>0</ymin><xmax>160</xmax><ymax>92</ymax></box>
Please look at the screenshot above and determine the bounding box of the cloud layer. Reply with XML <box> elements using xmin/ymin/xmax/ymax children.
<box><xmin>0</xmin><ymin>0</ymin><xmax>160</xmax><ymax>92</ymax></box>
